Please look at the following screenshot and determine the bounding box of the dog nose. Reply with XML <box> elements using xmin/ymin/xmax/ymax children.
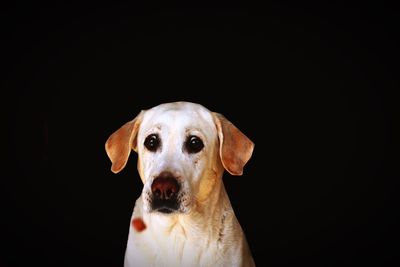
<box><xmin>151</xmin><ymin>174</ymin><xmax>180</xmax><ymax>200</ymax></box>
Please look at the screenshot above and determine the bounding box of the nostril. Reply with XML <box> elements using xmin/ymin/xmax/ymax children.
<box><xmin>165</xmin><ymin>189</ymin><xmax>173</xmax><ymax>199</ymax></box>
<box><xmin>154</xmin><ymin>188</ymin><xmax>162</xmax><ymax>198</ymax></box>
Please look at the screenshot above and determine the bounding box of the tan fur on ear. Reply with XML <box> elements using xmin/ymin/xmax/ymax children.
<box><xmin>105</xmin><ymin>111</ymin><xmax>144</xmax><ymax>173</ymax></box>
<box><xmin>213</xmin><ymin>113</ymin><xmax>254</xmax><ymax>176</ymax></box>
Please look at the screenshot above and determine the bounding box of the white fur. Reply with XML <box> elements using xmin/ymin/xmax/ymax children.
<box><xmin>110</xmin><ymin>102</ymin><xmax>255</xmax><ymax>267</ymax></box>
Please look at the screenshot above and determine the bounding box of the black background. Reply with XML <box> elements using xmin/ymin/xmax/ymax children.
<box><xmin>2</xmin><ymin>1</ymin><xmax>399</xmax><ymax>266</ymax></box>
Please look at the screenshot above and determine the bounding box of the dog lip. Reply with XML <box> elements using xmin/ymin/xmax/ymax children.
<box><xmin>151</xmin><ymin>197</ymin><xmax>180</xmax><ymax>213</ymax></box>
<box><xmin>155</xmin><ymin>207</ymin><xmax>177</xmax><ymax>214</ymax></box>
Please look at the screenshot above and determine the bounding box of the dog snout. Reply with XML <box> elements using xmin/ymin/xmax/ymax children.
<box><xmin>151</xmin><ymin>175</ymin><xmax>180</xmax><ymax>200</ymax></box>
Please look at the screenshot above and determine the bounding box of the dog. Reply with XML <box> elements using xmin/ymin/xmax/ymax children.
<box><xmin>105</xmin><ymin>101</ymin><xmax>255</xmax><ymax>267</ymax></box>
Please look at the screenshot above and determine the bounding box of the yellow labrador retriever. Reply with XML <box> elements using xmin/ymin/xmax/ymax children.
<box><xmin>105</xmin><ymin>102</ymin><xmax>255</xmax><ymax>267</ymax></box>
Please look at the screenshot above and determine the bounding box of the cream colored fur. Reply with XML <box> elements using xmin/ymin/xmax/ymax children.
<box><xmin>105</xmin><ymin>102</ymin><xmax>255</xmax><ymax>267</ymax></box>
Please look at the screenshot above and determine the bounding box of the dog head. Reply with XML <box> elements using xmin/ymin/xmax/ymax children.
<box><xmin>105</xmin><ymin>102</ymin><xmax>254</xmax><ymax>214</ymax></box>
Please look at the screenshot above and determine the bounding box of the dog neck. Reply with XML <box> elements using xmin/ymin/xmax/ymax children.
<box><xmin>128</xmin><ymin>168</ymin><xmax>251</xmax><ymax>267</ymax></box>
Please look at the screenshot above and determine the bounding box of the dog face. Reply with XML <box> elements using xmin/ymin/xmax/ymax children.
<box><xmin>105</xmin><ymin>102</ymin><xmax>254</xmax><ymax>215</ymax></box>
<box><xmin>136</xmin><ymin>102</ymin><xmax>220</xmax><ymax>214</ymax></box>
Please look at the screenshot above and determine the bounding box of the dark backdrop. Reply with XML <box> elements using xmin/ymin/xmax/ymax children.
<box><xmin>2</xmin><ymin>1</ymin><xmax>399</xmax><ymax>267</ymax></box>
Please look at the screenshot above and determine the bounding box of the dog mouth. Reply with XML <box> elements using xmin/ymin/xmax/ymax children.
<box><xmin>155</xmin><ymin>207</ymin><xmax>176</xmax><ymax>214</ymax></box>
<box><xmin>151</xmin><ymin>198</ymin><xmax>180</xmax><ymax>214</ymax></box>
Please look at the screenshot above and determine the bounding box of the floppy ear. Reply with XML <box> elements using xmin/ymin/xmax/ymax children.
<box><xmin>213</xmin><ymin>113</ymin><xmax>255</xmax><ymax>176</ymax></box>
<box><xmin>105</xmin><ymin>111</ymin><xmax>144</xmax><ymax>173</ymax></box>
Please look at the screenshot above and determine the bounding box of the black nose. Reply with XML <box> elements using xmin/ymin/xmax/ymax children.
<box><xmin>151</xmin><ymin>174</ymin><xmax>180</xmax><ymax>200</ymax></box>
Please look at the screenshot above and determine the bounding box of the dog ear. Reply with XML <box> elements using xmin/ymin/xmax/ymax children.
<box><xmin>213</xmin><ymin>113</ymin><xmax>254</xmax><ymax>176</ymax></box>
<box><xmin>105</xmin><ymin>111</ymin><xmax>144</xmax><ymax>173</ymax></box>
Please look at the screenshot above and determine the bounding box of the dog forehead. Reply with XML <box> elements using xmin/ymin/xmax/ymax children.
<box><xmin>140</xmin><ymin>102</ymin><xmax>216</xmax><ymax>137</ymax></box>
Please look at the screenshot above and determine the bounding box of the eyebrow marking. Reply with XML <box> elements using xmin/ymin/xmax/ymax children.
<box><xmin>144</xmin><ymin>124</ymin><xmax>162</xmax><ymax>136</ymax></box>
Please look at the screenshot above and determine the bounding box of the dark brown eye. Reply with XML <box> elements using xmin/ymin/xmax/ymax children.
<box><xmin>185</xmin><ymin>135</ymin><xmax>204</xmax><ymax>153</ymax></box>
<box><xmin>144</xmin><ymin>134</ymin><xmax>160</xmax><ymax>151</ymax></box>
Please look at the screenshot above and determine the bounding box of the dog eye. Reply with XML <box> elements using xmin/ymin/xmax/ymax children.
<box><xmin>185</xmin><ymin>135</ymin><xmax>204</xmax><ymax>153</ymax></box>
<box><xmin>144</xmin><ymin>134</ymin><xmax>160</xmax><ymax>151</ymax></box>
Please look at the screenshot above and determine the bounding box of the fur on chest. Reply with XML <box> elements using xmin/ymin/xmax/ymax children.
<box><xmin>125</xmin><ymin>211</ymin><xmax>239</xmax><ymax>267</ymax></box>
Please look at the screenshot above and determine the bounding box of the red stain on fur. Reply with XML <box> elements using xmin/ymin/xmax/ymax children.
<box><xmin>132</xmin><ymin>218</ymin><xmax>146</xmax><ymax>232</ymax></box>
